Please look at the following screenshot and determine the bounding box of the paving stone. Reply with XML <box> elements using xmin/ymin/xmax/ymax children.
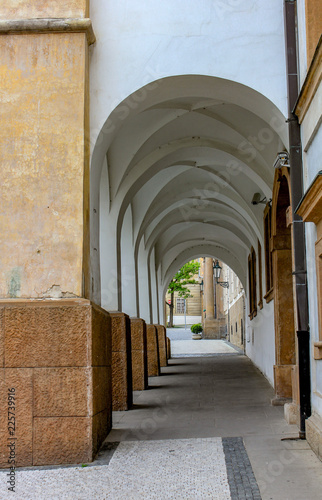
<box><xmin>222</xmin><ymin>437</ymin><xmax>262</xmax><ymax>500</ymax></box>
<box><xmin>0</xmin><ymin>438</ymin><xmax>231</xmax><ymax>499</ymax></box>
<box><xmin>1</xmin><ymin>354</ymin><xmax>322</xmax><ymax>498</ymax></box>
<box><xmin>171</xmin><ymin>339</ymin><xmax>239</xmax><ymax>357</ymax></box>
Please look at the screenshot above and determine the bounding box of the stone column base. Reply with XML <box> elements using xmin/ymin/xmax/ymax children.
<box><xmin>306</xmin><ymin>414</ymin><xmax>322</xmax><ymax>461</ymax></box>
<box><xmin>0</xmin><ymin>299</ymin><xmax>112</xmax><ymax>467</ymax></box>
<box><xmin>284</xmin><ymin>402</ymin><xmax>300</xmax><ymax>425</ymax></box>
<box><xmin>146</xmin><ymin>324</ymin><xmax>160</xmax><ymax>376</ymax></box>
<box><xmin>271</xmin><ymin>396</ymin><xmax>292</xmax><ymax>406</ymax></box>
<box><xmin>110</xmin><ymin>312</ymin><xmax>133</xmax><ymax>411</ymax></box>
<box><xmin>156</xmin><ymin>325</ymin><xmax>167</xmax><ymax>367</ymax></box>
<box><xmin>130</xmin><ymin>318</ymin><xmax>148</xmax><ymax>391</ymax></box>
<box><xmin>273</xmin><ymin>364</ymin><xmax>293</xmax><ymax>400</ymax></box>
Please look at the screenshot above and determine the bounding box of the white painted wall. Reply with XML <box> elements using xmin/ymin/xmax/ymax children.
<box><xmin>169</xmin><ymin>316</ymin><xmax>202</xmax><ymax>326</ymax></box>
<box><xmin>149</xmin><ymin>247</ymin><xmax>159</xmax><ymax>324</ymax></box>
<box><xmin>300</xmin><ymin>74</ymin><xmax>322</xmax><ymax>418</ymax></box>
<box><xmin>305</xmin><ymin>223</ymin><xmax>322</xmax><ymax>416</ymax></box>
<box><xmin>304</xmin><ymin>123</ymin><xmax>322</xmax><ymax>187</ymax></box>
<box><xmin>245</xmin><ymin>251</ymin><xmax>275</xmax><ymax>387</ymax></box>
<box><xmin>100</xmin><ymin>157</ymin><xmax>119</xmax><ymax>311</ymax></box>
<box><xmin>120</xmin><ymin>205</ymin><xmax>137</xmax><ymax>316</ymax></box>
<box><xmin>157</xmin><ymin>265</ymin><xmax>165</xmax><ymax>325</ymax></box>
<box><xmin>245</xmin><ymin>299</ymin><xmax>275</xmax><ymax>387</ymax></box>
<box><xmin>89</xmin><ymin>0</ymin><xmax>288</xmax><ymax>151</ymax></box>
<box><xmin>137</xmin><ymin>239</ymin><xmax>150</xmax><ymax>322</ymax></box>
<box><xmin>296</xmin><ymin>0</ymin><xmax>308</xmax><ymax>87</ymax></box>
<box><xmin>301</xmin><ymin>84</ymin><xmax>322</xmax><ymax>189</ymax></box>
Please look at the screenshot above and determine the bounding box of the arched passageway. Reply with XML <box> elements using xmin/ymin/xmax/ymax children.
<box><xmin>90</xmin><ymin>75</ymin><xmax>288</xmax><ymax>395</ymax></box>
<box><xmin>91</xmin><ymin>74</ymin><xmax>286</xmax><ymax>348</ymax></box>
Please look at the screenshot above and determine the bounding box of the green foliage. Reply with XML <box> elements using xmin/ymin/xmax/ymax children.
<box><xmin>191</xmin><ymin>323</ymin><xmax>203</xmax><ymax>334</ymax></box>
<box><xmin>167</xmin><ymin>261</ymin><xmax>200</xmax><ymax>299</ymax></box>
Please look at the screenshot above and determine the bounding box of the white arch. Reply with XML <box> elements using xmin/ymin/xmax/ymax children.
<box><xmin>90</xmin><ymin>75</ymin><xmax>287</xmax><ymax>317</ymax></box>
<box><xmin>162</xmin><ymin>244</ymin><xmax>246</xmax><ymax>299</ymax></box>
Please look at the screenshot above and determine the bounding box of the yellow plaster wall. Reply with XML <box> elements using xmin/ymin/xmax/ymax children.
<box><xmin>305</xmin><ymin>0</ymin><xmax>322</xmax><ymax>65</ymax></box>
<box><xmin>0</xmin><ymin>1</ymin><xmax>88</xmax><ymax>20</ymax></box>
<box><xmin>0</xmin><ymin>33</ymin><xmax>88</xmax><ymax>298</ymax></box>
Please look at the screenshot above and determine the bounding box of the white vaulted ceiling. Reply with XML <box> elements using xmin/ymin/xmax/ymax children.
<box><xmin>92</xmin><ymin>75</ymin><xmax>287</xmax><ymax>297</ymax></box>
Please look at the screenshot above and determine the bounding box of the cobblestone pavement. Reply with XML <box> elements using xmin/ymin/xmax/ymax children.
<box><xmin>1</xmin><ymin>355</ymin><xmax>322</xmax><ymax>499</ymax></box>
<box><xmin>0</xmin><ymin>438</ymin><xmax>259</xmax><ymax>499</ymax></box>
<box><xmin>222</xmin><ymin>438</ymin><xmax>261</xmax><ymax>500</ymax></box>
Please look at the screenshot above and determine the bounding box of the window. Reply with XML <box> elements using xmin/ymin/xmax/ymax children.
<box><xmin>176</xmin><ymin>298</ymin><xmax>185</xmax><ymax>314</ymax></box>
<box><xmin>248</xmin><ymin>247</ymin><xmax>257</xmax><ymax>320</ymax></box>
<box><xmin>264</xmin><ymin>204</ymin><xmax>273</xmax><ymax>301</ymax></box>
<box><xmin>235</xmin><ymin>321</ymin><xmax>237</xmax><ymax>332</ymax></box>
<box><xmin>241</xmin><ymin>319</ymin><xmax>244</xmax><ymax>344</ymax></box>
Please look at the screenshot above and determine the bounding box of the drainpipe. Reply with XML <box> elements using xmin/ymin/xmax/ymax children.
<box><xmin>284</xmin><ymin>0</ymin><xmax>311</xmax><ymax>437</ymax></box>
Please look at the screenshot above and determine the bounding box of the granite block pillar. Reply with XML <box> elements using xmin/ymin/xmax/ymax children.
<box><xmin>0</xmin><ymin>299</ymin><xmax>112</xmax><ymax>467</ymax></box>
<box><xmin>130</xmin><ymin>318</ymin><xmax>148</xmax><ymax>391</ymax></box>
<box><xmin>146</xmin><ymin>324</ymin><xmax>160</xmax><ymax>377</ymax></box>
<box><xmin>156</xmin><ymin>325</ymin><xmax>167</xmax><ymax>367</ymax></box>
<box><xmin>110</xmin><ymin>312</ymin><xmax>133</xmax><ymax>410</ymax></box>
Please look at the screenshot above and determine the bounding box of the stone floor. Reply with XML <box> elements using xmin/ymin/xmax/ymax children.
<box><xmin>167</xmin><ymin>327</ymin><xmax>195</xmax><ymax>340</ymax></box>
<box><xmin>170</xmin><ymin>338</ymin><xmax>239</xmax><ymax>356</ymax></box>
<box><xmin>1</xmin><ymin>343</ymin><xmax>322</xmax><ymax>499</ymax></box>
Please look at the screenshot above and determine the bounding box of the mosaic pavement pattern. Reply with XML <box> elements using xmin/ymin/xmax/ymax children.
<box><xmin>0</xmin><ymin>437</ymin><xmax>261</xmax><ymax>499</ymax></box>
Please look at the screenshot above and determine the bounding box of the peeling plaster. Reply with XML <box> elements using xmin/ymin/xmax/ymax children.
<box><xmin>39</xmin><ymin>285</ymin><xmax>78</xmax><ymax>299</ymax></box>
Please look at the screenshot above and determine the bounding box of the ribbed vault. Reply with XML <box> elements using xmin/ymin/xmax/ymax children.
<box><xmin>90</xmin><ymin>75</ymin><xmax>287</xmax><ymax>321</ymax></box>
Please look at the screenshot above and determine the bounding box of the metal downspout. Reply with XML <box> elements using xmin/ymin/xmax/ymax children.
<box><xmin>284</xmin><ymin>0</ymin><xmax>311</xmax><ymax>437</ymax></box>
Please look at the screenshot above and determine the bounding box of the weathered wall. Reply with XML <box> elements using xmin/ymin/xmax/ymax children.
<box><xmin>0</xmin><ymin>0</ymin><xmax>88</xmax><ymax>19</ymax></box>
<box><xmin>0</xmin><ymin>32</ymin><xmax>89</xmax><ymax>298</ymax></box>
<box><xmin>305</xmin><ymin>0</ymin><xmax>322</xmax><ymax>64</ymax></box>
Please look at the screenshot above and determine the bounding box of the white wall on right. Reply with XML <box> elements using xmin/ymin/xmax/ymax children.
<box><xmin>296</xmin><ymin>0</ymin><xmax>308</xmax><ymax>86</ymax></box>
<box><xmin>245</xmin><ymin>299</ymin><xmax>275</xmax><ymax>387</ymax></box>
<box><xmin>300</xmin><ymin>72</ymin><xmax>322</xmax><ymax>418</ymax></box>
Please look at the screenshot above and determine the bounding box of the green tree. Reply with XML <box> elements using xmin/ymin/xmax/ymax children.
<box><xmin>166</xmin><ymin>260</ymin><xmax>201</xmax><ymax>327</ymax></box>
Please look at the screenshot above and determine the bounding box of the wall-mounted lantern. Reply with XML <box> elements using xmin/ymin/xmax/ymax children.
<box><xmin>213</xmin><ymin>260</ymin><xmax>229</xmax><ymax>288</ymax></box>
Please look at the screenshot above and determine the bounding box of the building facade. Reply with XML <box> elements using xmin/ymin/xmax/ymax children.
<box><xmin>294</xmin><ymin>0</ymin><xmax>322</xmax><ymax>458</ymax></box>
<box><xmin>222</xmin><ymin>266</ymin><xmax>246</xmax><ymax>350</ymax></box>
